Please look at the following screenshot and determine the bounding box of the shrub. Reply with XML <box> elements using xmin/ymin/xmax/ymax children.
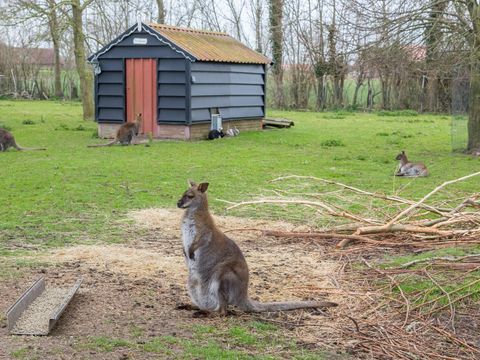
<box><xmin>321</xmin><ymin>139</ymin><xmax>345</xmax><ymax>147</ymax></box>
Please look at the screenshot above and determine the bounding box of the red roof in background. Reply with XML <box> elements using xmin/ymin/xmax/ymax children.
<box><xmin>7</xmin><ymin>46</ymin><xmax>64</xmax><ymax>67</ymax></box>
<box><xmin>405</xmin><ymin>45</ymin><xmax>427</xmax><ymax>61</ymax></box>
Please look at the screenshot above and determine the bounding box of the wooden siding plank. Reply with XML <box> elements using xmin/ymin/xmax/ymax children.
<box><xmin>98</xmin><ymin>83</ymin><xmax>123</xmax><ymax>96</ymax></box>
<box><xmin>158</xmin><ymin>84</ymin><xmax>186</xmax><ymax>96</ymax></box>
<box><xmin>191</xmin><ymin>72</ymin><xmax>263</xmax><ymax>84</ymax></box>
<box><xmin>191</xmin><ymin>107</ymin><xmax>264</xmax><ymax>122</ymax></box>
<box><xmin>158</xmin><ymin>71</ymin><xmax>186</xmax><ymax>84</ymax></box>
<box><xmin>158</xmin><ymin>109</ymin><xmax>186</xmax><ymax>123</ymax></box>
<box><xmin>97</xmin><ymin>71</ymin><xmax>123</xmax><ymax>84</ymax></box>
<box><xmin>99</xmin><ymin>46</ymin><xmax>184</xmax><ymax>59</ymax></box>
<box><xmin>98</xmin><ymin>108</ymin><xmax>124</xmax><ymax>120</ymax></box>
<box><xmin>158</xmin><ymin>59</ymin><xmax>186</xmax><ymax>71</ymax></box>
<box><xmin>191</xmin><ymin>95</ymin><xmax>264</xmax><ymax>109</ymax></box>
<box><xmin>159</xmin><ymin>97</ymin><xmax>187</xmax><ymax>109</ymax></box>
<box><xmin>98</xmin><ymin>96</ymin><xmax>124</xmax><ymax>108</ymax></box>
<box><xmin>219</xmin><ymin>106</ymin><xmax>264</xmax><ymax>119</ymax></box>
<box><xmin>98</xmin><ymin>59</ymin><xmax>123</xmax><ymax>71</ymax></box>
<box><xmin>191</xmin><ymin>109</ymin><xmax>211</xmax><ymax>122</ymax></box>
<box><xmin>191</xmin><ymin>62</ymin><xmax>265</xmax><ymax>74</ymax></box>
<box><xmin>191</xmin><ymin>84</ymin><xmax>264</xmax><ymax>96</ymax></box>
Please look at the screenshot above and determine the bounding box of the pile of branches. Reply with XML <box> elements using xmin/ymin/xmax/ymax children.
<box><xmin>338</xmin><ymin>257</ymin><xmax>480</xmax><ymax>359</ymax></box>
<box><xmin>222</xmin><ymin>173</ymin><xmax>480</xmax><ymax>358</ymax></box>
<box><xmin>221</xmin><ymin>173</ymin><xmax>480</xmax><ymax>249</ymax></box>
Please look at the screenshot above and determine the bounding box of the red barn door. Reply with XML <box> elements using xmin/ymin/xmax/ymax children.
<box><xmin>126</xmin><ymin>59</ymin><xmax>158</xmax><ymax>136</ymax></box>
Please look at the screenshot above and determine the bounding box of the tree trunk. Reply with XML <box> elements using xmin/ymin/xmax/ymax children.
<box><xmin>367</xmin><ymin>78</ymin><xmax>373</xmax><ymax>111</ymax></box>
<box><xmin>353</xmin><ymin>74</ymin><xmax>364</xmax><ymax>108</ymax></box>
<box><xmin>315</xmin><ymin>75</ymin><xmax>325</xmax><ymax>110</ymax></box>
<box><xmin>469</xmin><ymin>71</ymin><xmax>480</xmax><ymax>150</ymax></box>
<box><xmin>269</xmin><ymin>0</ymin><xmax>284</xmax><ymax>108</ymax></box>
<box><xmin>254</xmin><ymin>0</ymin><xmax>262</xmax><ymax>53</ymax></box>
<box><xmin>425</xmin><ymin>0</ymin><xmax>446</xmax><ymax>112</ymax></box>
<box><xmin>156</xmin><ymin>0</ymin><xmax>165</xmax><ymax>24</ymax></box>
<box><xmin>467</xmin><ymin>2</ymin><xmax>480</xmax><ymax>151</ymax></box>
<box><xmin>47</xmin><ymin>0</ymin><xmax>63</xmax><ymax>98</ymax></box>
<box><xmin>71</xmin><ymin>0</ymin><xmax>94</xmax><ymax>120</ymax></box>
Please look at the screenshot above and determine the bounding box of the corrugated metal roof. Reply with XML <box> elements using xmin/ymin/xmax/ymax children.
<box><xmin>149</xmin><ymin>23</ymin><xmax>271</xmax><ymax>64</ymax></box>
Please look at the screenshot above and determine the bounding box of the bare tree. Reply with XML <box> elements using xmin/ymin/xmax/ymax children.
<box><xmin>466</xmin><ymin>0</ymin><xmax>480</xmax><ymax>151</ymax></box>
<box><xmin>70</xmin><ymin>0</ymin><xmax>94</xmax><ymax>120</ymax></box>
<box><xmin>269</xmin><ymin>0</ymin><xmax>285</xmax><ymax>108</ymax></box>
<box><xmin>251</xmin><ymin>0</ymin><xmax>263</xmax><ymax>53</ymax></box>
<box><xmin>156</xmin><ymin>0</ymin><xmax>165</xmax><ymax>23</ymax></box>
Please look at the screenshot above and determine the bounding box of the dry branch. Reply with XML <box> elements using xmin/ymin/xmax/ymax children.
<box><xmin>271</xmin><ymin>174</ymin><xmax>452</xmax><ymax>215</ymax></box>
<box><xmin>223</xmin><ymin>198</ymin><xmax>378</xmax><ymax>224</ymax></box>
<box><xmin>385</xmin><ymin>171</ymin><xmax>480</xmax><ymax>227</ymax></box>
<box><xmin>223</xmin><ymin>173</ymin><xmax>480</xmax><ymax>248</ymax></box>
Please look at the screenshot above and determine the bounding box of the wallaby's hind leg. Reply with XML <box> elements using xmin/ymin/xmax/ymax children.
<box><xmin>188</xmin><ymin>274</ymin><xmax>229</xmax><ymax>314</ymax></box>
<box><xmin>219</xmin><ymin>269</ymin><xmax>248</xmax><ymax>310</ymax></box>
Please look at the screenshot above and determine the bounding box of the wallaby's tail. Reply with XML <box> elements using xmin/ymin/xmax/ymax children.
<box><xmin>240</xmin><ymin>299</ymin><xmax>337</xmax><ymax>313</ymax></box>
<box><xmin>14</xmin><ymin>140</ymin><xmax>46</xmax><ymax>151</ymax></box>
<box><xmin>87</xmin><ymin>140</ymin><xmax>117</xmax><ymax>147</ymax></box>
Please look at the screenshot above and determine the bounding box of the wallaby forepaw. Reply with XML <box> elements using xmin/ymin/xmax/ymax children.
<box><xmin>176</xmin><ymin>303</ymin><xmax>199</xmax><ymax>311</ymax></box>
<box><xmin>192</xmin><ymin>310</ymin><xmax>210</xmax><ymax>318</ymax></box>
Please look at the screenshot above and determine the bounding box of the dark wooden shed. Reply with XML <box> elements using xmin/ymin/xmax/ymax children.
<box><xmin>88</xmin><ymin>22</ymin><xmax>271</xmax><ymax>140</ymax></box>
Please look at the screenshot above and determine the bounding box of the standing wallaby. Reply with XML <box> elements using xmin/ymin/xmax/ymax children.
<box><xmin>177</xmin><ymin>180</ymin><xmax>337</xmax><ymax>315</ymax></box>
<box><xmin>88</xmin><ymin>113</ymin><xmax>142</xmax><ymax>147</ymax></box>
<box><xmin>0</xmin><ymin>129</ymin><xmax>46</xmax><ymax>151</ymax></box>
<box><xmin>395</xmin><ymin>151</ymin><xmax>429</xmax><ymax>177</ymax></box>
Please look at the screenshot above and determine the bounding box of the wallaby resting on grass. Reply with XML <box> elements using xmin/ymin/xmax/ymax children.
<box><xmin>177</xmin><ymin>180</ymin><xmax>337</xmax><ymax>315</ymax></box>
<box><xmin>88</xmin><ymin>113</ymin><xmax>142</xmax><ymax>147</ymax></box>
<box><xmin>395</xmin><ymin>151</ymin><xmax>429</xmax><ymax>177</ymax></box>
<box><xmin>0</xmin><ymin>128</ymin><xmax>46</xmax><ymax>151</ymax></box>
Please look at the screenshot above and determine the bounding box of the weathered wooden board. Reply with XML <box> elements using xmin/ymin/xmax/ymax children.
<box><xmin>262</xmin><ymin>118</ymin><xmax>295</xmax><ymax>128</ymax></box>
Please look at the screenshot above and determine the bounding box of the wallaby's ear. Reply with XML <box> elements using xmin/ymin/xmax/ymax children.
<box><xmin>198</xmin><ymin>182</ymin><xmax>209</xmax><ymax>193</ymax></box>
<box><xmin>188</xmin><ymin>179</ymin><xmax>196</xmax><ymax>187</ymax></box>
<box><xmin>402</xmin><ymin>150</ymin><xmax>405</xmax><ymax>154</ymax></box>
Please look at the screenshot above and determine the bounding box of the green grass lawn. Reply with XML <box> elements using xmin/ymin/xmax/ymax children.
<box><xmin>0</xmin><ymin>100</ymin><xmax>479</xmax><ymax>248</ymax></box>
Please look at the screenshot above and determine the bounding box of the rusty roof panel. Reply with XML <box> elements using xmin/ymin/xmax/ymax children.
<box><xmin>149</xmin><ymin>23</ymin><xmax>271</xmax><ymax>64</ymax></box>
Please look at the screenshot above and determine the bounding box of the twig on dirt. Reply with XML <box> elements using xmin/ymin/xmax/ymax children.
<box><xmin>410</xmin><ymin>278</ymin><xmax>480</xmax><ymax>312</ymax></box>
<box><xmin>396</xmin><ymin>253</ymin><xmax>480</xmax><ymax>269</ymax></box>
<box><xmin>424</xmin><ymin>270</ymin><xmax>455</xmax><ymax>333</ymax></box>
<box><xmin>431</xmin><ymin>325</ymin><xmax>480</xmax><ymax>355</ymax></box>
<box><xmin>346</xmin><ymin>315</ymin><xmax>361</xmax><ymax>333</ymax></box>
<box><xmin>362</xmin><ymin>258</ymin><xmax>411</xmax><ymax>328</ymax></box>
<box><xmin>424</xmin><ymin>289</ymin><xmax>480</xmax><ymax>317</ymax></box>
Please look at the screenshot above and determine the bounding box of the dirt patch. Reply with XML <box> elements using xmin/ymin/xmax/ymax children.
<box><xmin>1</xmin><ymin>208</ymin><xmax>346</xmax><ymax>359</ymax></box>
<box><xmin>43</xmin><ymin>208</ymin><xmax>341</xmax><ymax>301</ymax></box>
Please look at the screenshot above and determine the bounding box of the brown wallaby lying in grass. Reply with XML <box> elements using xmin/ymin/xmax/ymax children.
<box><xmin>177</xmin><ymin>180</ymin><xmax>337</xmax><ymax>316</ymax></box>
<box><xmin>88</xmin><ymin>113</ymin><xmax>142</xmax><ymax>147</ymax></box>
<box><xmin>395</xmin><ymin>151</ymin><xmax>429</xmax><ymax>177</ymax></box>
<box><xmin>0</xmin><ymin>128</ymin><xmax>46</xmax><ymax>151</ymax></box>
